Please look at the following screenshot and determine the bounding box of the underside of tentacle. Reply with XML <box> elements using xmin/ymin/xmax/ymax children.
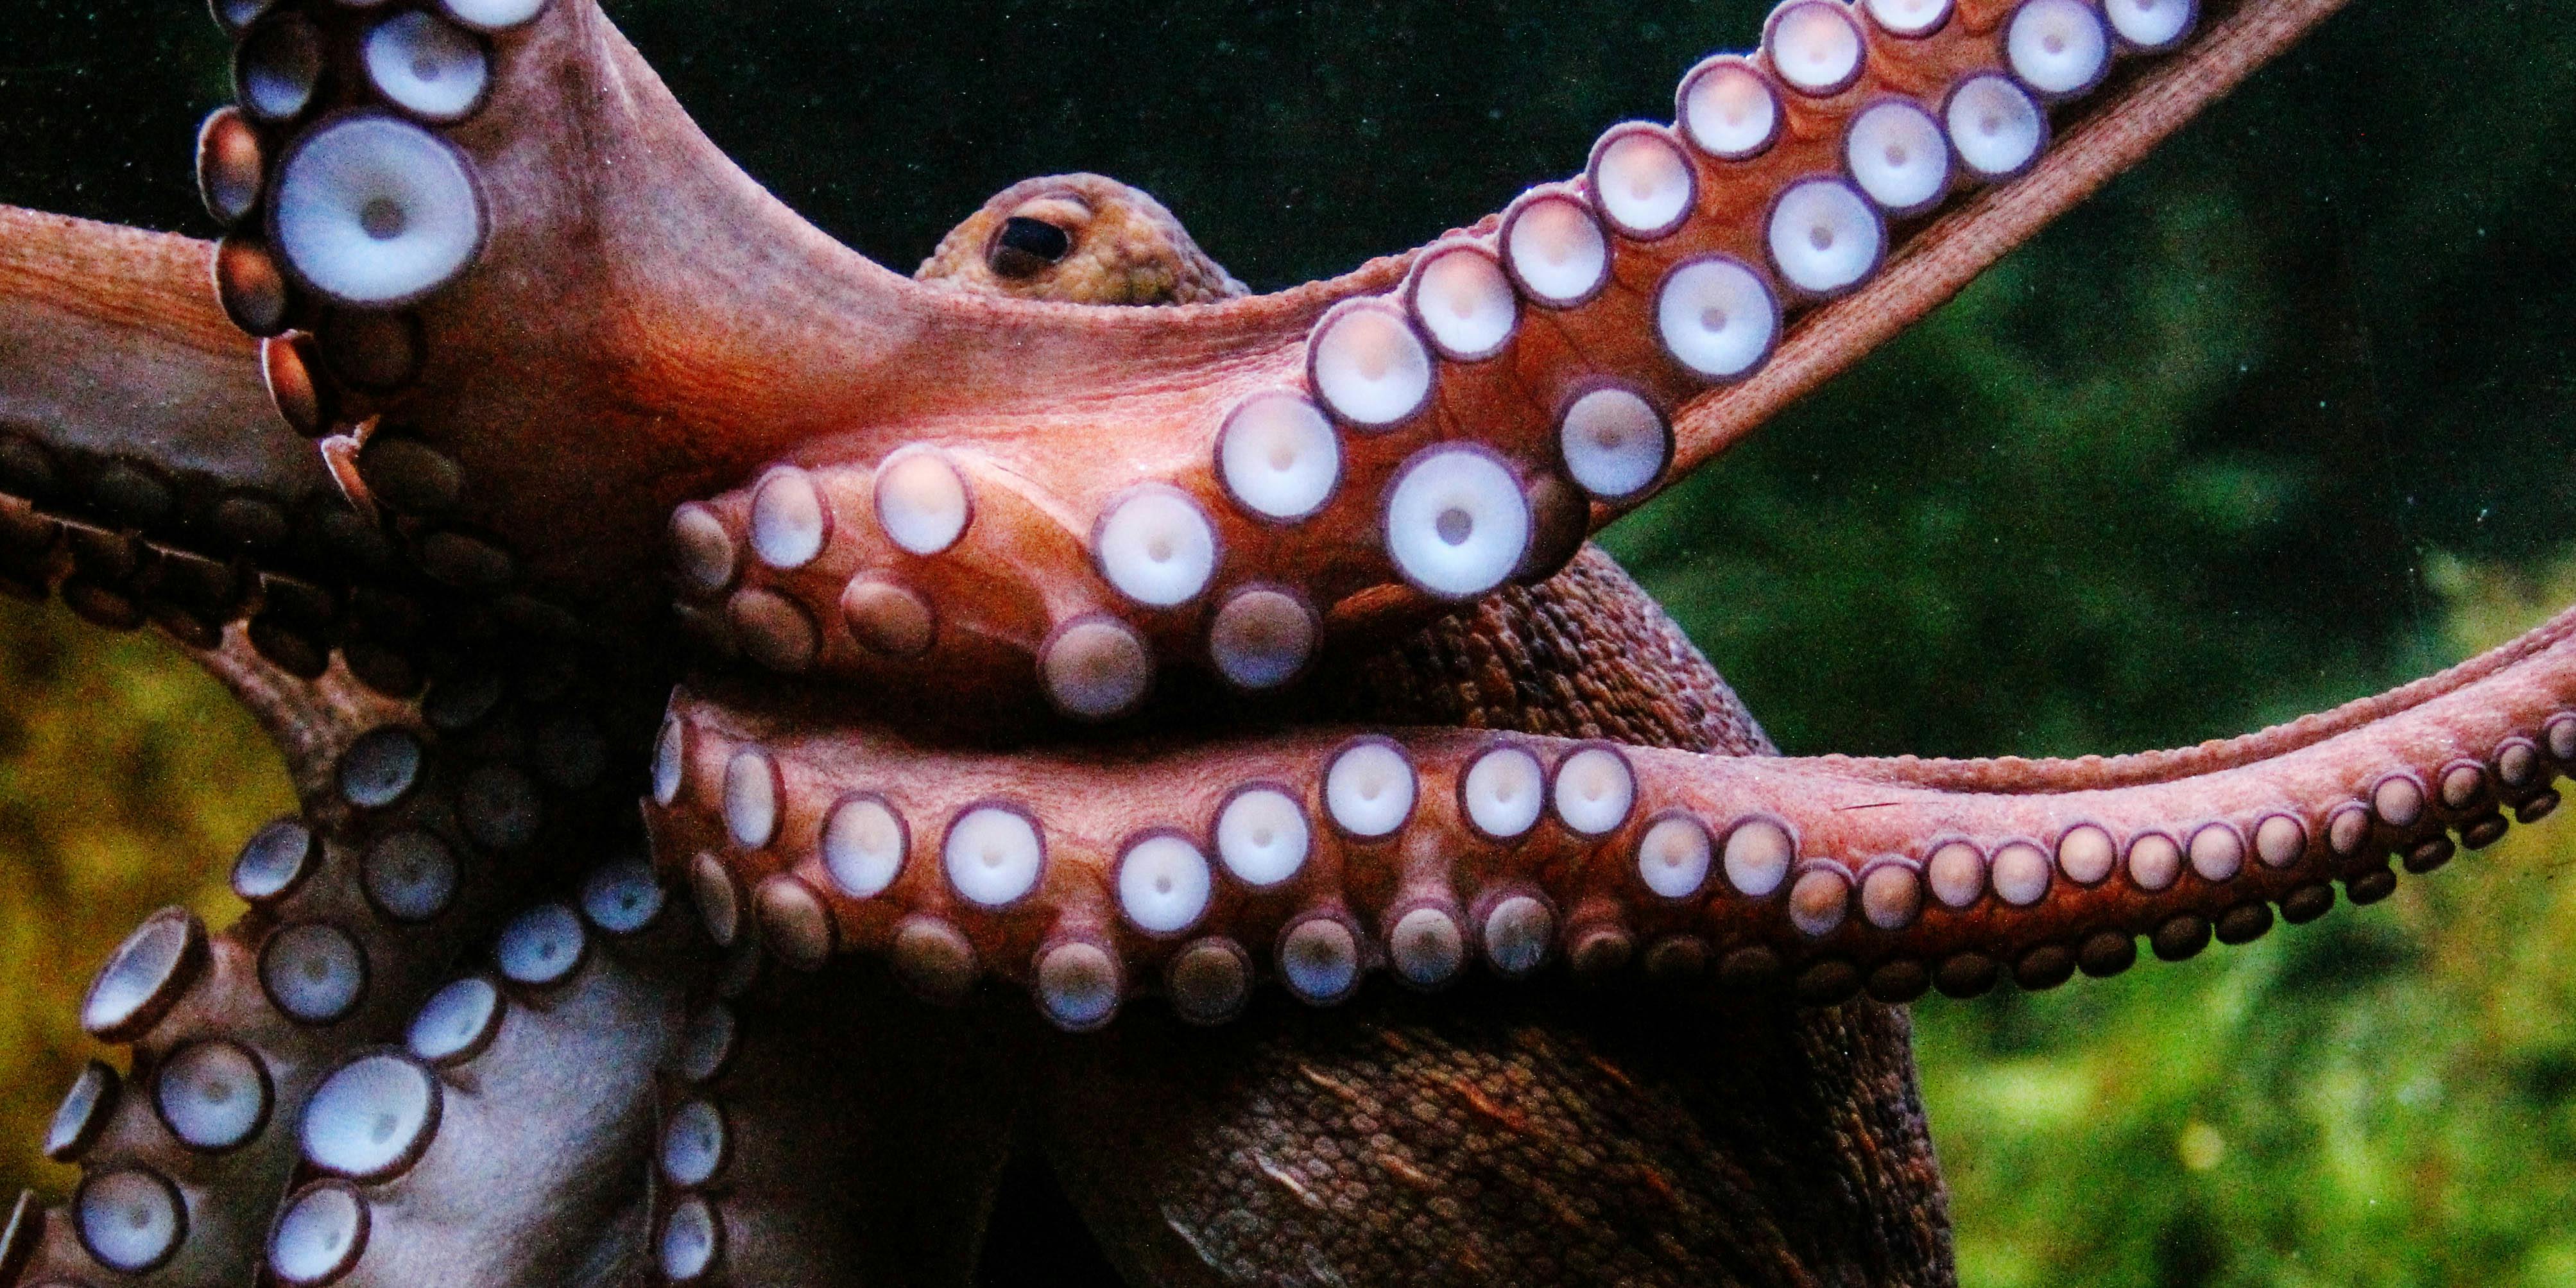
<box><xmin>647</xmin><ymin>954</ymin><xmax>1024</xmax><ymax>1287</ymax></box>
<box><xmin>264</xmin><ymin>863</ymin><xmax>698</xmax><ymax>1288</ymax></box>
<box><xmin>0</xmin><ymin>205</ymin><xmax>633</xmax><ymax>705</ymax></box>
<box><xmin>188</xmin><ymin>0</ymin><xmax>2351</xmax><ymax>723</ymax></box>
<box><xmin>666</xmin><ymin>0</ymin><xmax>2353</xmax><ymax>721</ymax></box>
<box><xmin>7</xmin><ymin>614</ymin><xmax>664</xmax><ymax>1285</ymax></box>
<box><xmin>646</xmin><ymin>596</ymin><xmax>2576</xmax><ymax>1024</ymax></box>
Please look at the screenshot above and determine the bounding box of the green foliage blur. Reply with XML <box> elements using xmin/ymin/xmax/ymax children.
<box><xmin>3</xmin><ymin>0</ymin><xmax>2572</xmax><ymax>1283</ymax></box>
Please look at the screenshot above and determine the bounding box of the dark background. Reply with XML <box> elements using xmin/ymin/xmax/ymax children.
<box><xmin>4</xmin><ymin>1</ymin><xmax>2573</xmax><ymax>1282</ymax></box>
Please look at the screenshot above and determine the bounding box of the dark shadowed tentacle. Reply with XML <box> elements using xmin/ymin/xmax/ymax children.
<box><xmin>261</xmin><ymin>863</ymin><xmax>700</xmax><ymax>1288</ymax></box>
<box><xmin>1</xmin><ymin>207</ymin><xmax>349</xmax><ymax>667</ymax></box>
<box><xmin>644</xmin><ymin>954</ymin><xmax>1022</xmax><ymax>1287</ymax></box>
<box><xmin>0</xmin><ymin>209</ymin><xmax>323</xmax><ymax>543</ymax></box>
<box><xmin>6</xmin><ymin>622</ymin><xmax>660</xmax><ymax>1287</ymax></box>
<box><xmin>8</xmin><ymin>679</ymin><xmax>477</xmax><ymax>1284</ymax></box>
<box><xmin>0</xmin><ymin>206</ymin><xmax>606</xmax><ymax>702</ymax></box>
<box><xmin>645</xmin><ymin>597</ymin><xmax>2576</xmax><ymax>1021</ymax></box>
<box><xmin>191</xmin><ymin>0</ymin><xmax>2338</xmax><ymax>720</ymax></box>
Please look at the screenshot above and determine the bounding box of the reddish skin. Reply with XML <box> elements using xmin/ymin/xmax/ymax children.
<box><xmin>10</xmin><ymin>0</ymin><xmax>2567</xmax><ymax>1284</ymax></box>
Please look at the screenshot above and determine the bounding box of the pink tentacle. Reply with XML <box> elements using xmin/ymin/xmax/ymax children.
<box><xmin>191</xmin><ymin>0</ymin><xmax>2341</xmax><ymax>723</ymax></box>
<box><xmin>645</xmin><ymin>597</ymin><xmax>2576</xmax><ymax>1024</ymax></box>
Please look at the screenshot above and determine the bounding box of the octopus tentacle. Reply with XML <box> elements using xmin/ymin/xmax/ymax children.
<box><xmin>645</xmin><ymin>596</ymin><xmax>2576</xmax><ymax>1024</ymax></box>
<box><xmin>193</xmin><ymin>0</ymin><xmax>2339</xmax><ymax>722</ymax></box>
<box><xmin>8</xmin><ymin>624</ymin><xmax>660</xmax><ymax>1286</ymax></box>
<box><xmin>1665</xmin><ymin>0</ymin><xmax>2346</xmax><ymax>477</ymax></box>
<box><xmin>667</xmin><ymin>0</ymin><xmax>2353</xmax><ymax>721</ymax></box>
<box><xmin>0</xmin><ymin>206</ymin><xmax>603</xmax><ymax>700</ymax></box>
<box><xmin>0</xmin><ymin>209</ymin><xmax>361</xmax><ymax>663</ymax></box>
<box><xmin>8</xmin><ymin>723</ymin><xmax>494</xmax><ymax>1283</ymax></box>
<box><xmin>647</xmin><ymin>955</ymin><xmax>1024</xmax><ymax>1287</ymax></box>
<box><xmin>262</xmin><ymin>863</ymin><xmax>699</xmax><ymax>1288</ymax></box>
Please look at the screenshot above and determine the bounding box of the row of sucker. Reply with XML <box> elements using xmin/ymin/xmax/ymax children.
<box><xmin>1</xmin><ymin>201</ymin><xmax>592</xmax><ymax>702</ymax></box>
<box><xmin>6</xmin><ymin>714</ymin><xmax>514</xmax><ymax>1286</ymax></box>
<box><xmin>199</xmin><ymin>0</ymin><xmax>571</xmax><ymax>655</ymax></box>
<box><xmin>261</xmin><ymin>861</ymin><xmax>697</xmax><ymax>1288</ymax></box>
<box><xmin>669</xmin><ymin>0</ymin><xmax>2205</xmax><ymax>719</ymax></box>
<box><xmin>642</xmin><ymin>596</ymin><xmax>2576</xmax><ymax>1027</ymax></box>
<box><xmin>648</xmin><ymin>950</ymin><xmax>1022</xmax><ymax>1287</ymax></box>
<box><xmin>0</xmin><ymin>207</ymin><xmax>385</xmax><ymax>645</ymax></box>
<box><xmin>0</xmin><ymin>478</ymin><xmax>509</xmax><ymax>701</ymax></box>
<box><xmin>4</xmin><ymin>639</ymin><xmax>656</xmax><ymax>1288</ymax></box>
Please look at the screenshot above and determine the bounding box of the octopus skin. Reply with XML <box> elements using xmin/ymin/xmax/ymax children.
<box><xmin>0</xmin><ymin>0</ymin><xmax>2563</xmax><ymax>1284</ymax></box>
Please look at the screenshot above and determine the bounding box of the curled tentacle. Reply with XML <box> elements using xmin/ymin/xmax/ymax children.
<box><xmin>262</xmin><ymin>863</ymin><xmax>700</xmax><ymax>1288</ymax></box>
<box><xmin>646</xmin><ymin>597</ymin><xmax>2576</xmax><ymax>1022</ymax></box>
<box><xmin>191</xmin><ymin>0</ymin><xmax>2338</xmax><ymax>719</ymax></box>
<box><xmin>8</xmin><ymin>731</ymin><xmax>499</xmax><ymax>1283</ymax></box>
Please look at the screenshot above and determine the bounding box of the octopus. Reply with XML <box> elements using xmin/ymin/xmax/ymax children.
<box><xmin>0</xmin><ymin>0</ymin><xmax>2561</xmax><ymax>1284</ymax></box>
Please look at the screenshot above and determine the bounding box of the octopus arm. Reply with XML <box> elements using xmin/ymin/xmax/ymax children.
<box><xmin>264</xmin><ymin>868</ymin><xmax>700</xmax><ymax>1288</ymax></box>
<box><xmin>644</xmin><ymin>959</ymin><xmax>1026</xmax><ymax>1287</ymax></box>
<box><xmin>646</xmin><ymin>595</ymin><xmax>2576</xmax><ymax>1025</ymax></box>
<box><xmin>177</xmin><ymin>0</ymin><xmax>2352</xmax><ymax>719</ymax></box>
<box><xmin>0</xmin><ymin>207</ymin><xmax>537</xmax><ymax>702</ymax></box>
<box><xmin>6</xmin><ymin>610</ymin><xmax>677</xmax><ymax>1286</ymax></box>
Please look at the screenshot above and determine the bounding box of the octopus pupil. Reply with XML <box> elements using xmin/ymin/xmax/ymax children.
<box><xmin>993</xmin><ymin>216</ymin><xmax>1072</xmax><ymax>276</ymax></box>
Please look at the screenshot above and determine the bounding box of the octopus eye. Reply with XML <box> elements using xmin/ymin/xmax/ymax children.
<box><xmin>991</xmin><ymin>215</ymin><xmax>1073</xmax><ymax>277</ymax></box>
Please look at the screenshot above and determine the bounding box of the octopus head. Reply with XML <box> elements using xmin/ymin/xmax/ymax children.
<box><xmin>915</xmin><ymin>173</ymin><xmax>1247</xmax><ymax>305</ymax></box>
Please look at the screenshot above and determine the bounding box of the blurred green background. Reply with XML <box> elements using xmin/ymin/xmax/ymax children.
<box><xmin>4</xmin><ymin>0</ymin><xmax>2572</xmax><ymax>1282</ymax></box>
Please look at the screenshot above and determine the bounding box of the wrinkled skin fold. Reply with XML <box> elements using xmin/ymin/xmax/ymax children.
<box><xmin>6</xmin><ymin>0</ymin><xmax>2565</xmax><ymax>1284</ymax></box>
